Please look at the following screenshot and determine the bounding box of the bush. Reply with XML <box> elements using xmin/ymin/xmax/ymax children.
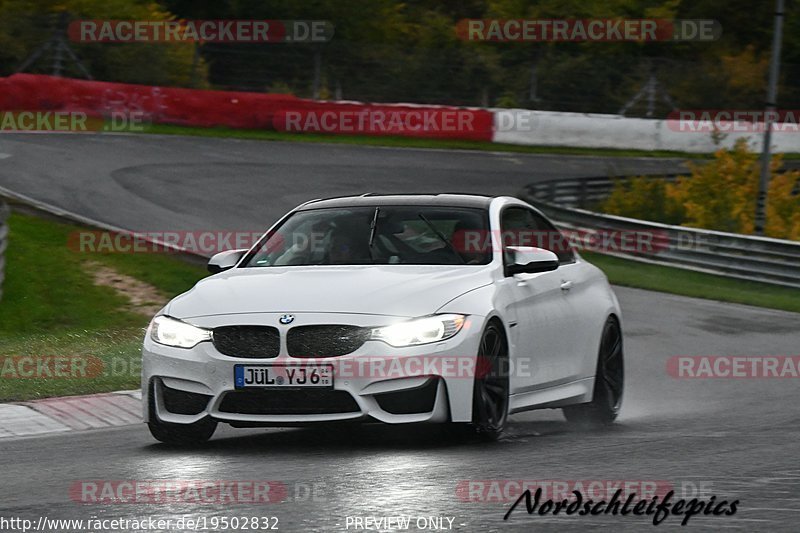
<box><xmin>766</xmin><ymin>172</ymin><xmax>800</xmax><ymax>240</ymax></box>
<box><xmin>601</xmin><ymin>139</ymin><xmax>800</xmax><ymax>240</ymax></box>
<box><xmin>602</xmin><ymin>176</ymin><xmax>684</xmax><ymax>225</ymax></box>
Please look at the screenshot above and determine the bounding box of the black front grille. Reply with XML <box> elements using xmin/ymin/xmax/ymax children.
<box><xmin>218</xmin><ymin>389</ymin><xmax>360</xmax><ymax>415</ymax></box>
<box><xmin>161</xmin><ymin>384</ymin><xmax>212</xmax><ymax>415</ymax></box>
<box><xmin>213</xmin><ymin>325</ymin><xmax>280</xmax><ymax>358</ymax></box>
<box><xmin>287</xmin><ymin>325</ymin><xmax>370</xmax><ymax>358</ymax></box>
<box><xmin>374</xmin><ymin>378</ymin><xmax>439</xmax><ymax>415</ymax></box>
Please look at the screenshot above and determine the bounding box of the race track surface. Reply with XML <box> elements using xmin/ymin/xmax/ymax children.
<box><xmin>0</xmin><ymin>134</ymin><xmax>798</xmax><ymax>531</ymax></box>
<box><xmin>0</xmin><ymin>134</ymin><xmax>683</xmax><ymax>232</ymax></box>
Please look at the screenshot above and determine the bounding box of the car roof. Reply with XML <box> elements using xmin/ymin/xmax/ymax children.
<box><xmin>296</xmin><ymin>193</ymin><xmax>494</xmax><ymax>211</ymax></box>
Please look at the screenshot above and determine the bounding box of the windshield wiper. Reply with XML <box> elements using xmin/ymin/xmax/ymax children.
<box><xmin>367</xmin><ymin>207</ymin><xmax>380</xmax><ymax>261</ymax></box>
<box><xmin>418</xmin><ymin>213</ymin><xmax>465</xmax><ymax>264</ymax></box>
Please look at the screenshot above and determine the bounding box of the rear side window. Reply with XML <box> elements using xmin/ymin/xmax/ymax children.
<box><xmin>500</xmin><ymin>207</ymin><xmax>575</xmax><ymax>264</ymax></box>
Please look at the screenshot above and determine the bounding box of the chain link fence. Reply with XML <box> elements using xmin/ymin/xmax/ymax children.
<box><xmin>3</xmin><ymin>13</ymin><xmax>799</xmax><ymax>117</ymax></box>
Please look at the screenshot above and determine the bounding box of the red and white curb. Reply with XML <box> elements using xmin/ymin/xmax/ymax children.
<box><xmin>0</xmin><ymin>390</ymin><xmax>141</xmax><ymax>439</ymax></box>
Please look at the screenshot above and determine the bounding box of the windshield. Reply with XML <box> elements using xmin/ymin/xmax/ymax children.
<box><xmin>243</xmin><ymin>206</ymin><xmax>491</xmax><ymax>267</ymax></box>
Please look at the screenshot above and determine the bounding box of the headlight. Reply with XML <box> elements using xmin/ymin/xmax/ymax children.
<box><xmin>371</xmin><ymin>314</ymin><xmax>466</xmax><ymax>347</ymax></box>
<box><xmin>150</xmin><ymin>316</ymin><xmax>211</xmax><ymax>348</ymax></box>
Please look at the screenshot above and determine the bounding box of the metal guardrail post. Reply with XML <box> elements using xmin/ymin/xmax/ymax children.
<box><xmin>0</xmin><ymin>199</ymin><xmax>8</xmax><ymax>302</ymax></box>
<box><xmin>578</xmin><ymin>179</ymin><xmax>587</xmax><ymax>209</ymax></box>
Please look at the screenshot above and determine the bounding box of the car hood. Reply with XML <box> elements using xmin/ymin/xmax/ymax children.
<box><xmin>167</xmin><ymin>265</ymin><xmax>495</xmax><ymax>319</ymax></box>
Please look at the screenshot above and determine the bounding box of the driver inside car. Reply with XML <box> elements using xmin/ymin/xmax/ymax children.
<box><xmin>327</xmin><ymin>221</ymin><xmax>373</xmax><ymax>264</ymax></box>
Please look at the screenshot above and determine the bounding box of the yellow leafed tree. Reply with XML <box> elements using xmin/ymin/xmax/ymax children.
<box><xmin>602</xmin><ymin>139</ymin><xmax>800</xmax><ymax>241</ymax></box>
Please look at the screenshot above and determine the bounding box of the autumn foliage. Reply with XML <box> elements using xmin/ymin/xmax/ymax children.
<box><xmin>602</xmin><ymin>139</ymin><xmax>800</xmax><ymax>240</ymax></box>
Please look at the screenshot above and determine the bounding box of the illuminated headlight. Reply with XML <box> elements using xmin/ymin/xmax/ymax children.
<box><xmin>371</xmin><ymin>314</ymin><xmax>466</xmax><ymax>347</ymax></box>
<box><xmin>149</xmin><ymin>316</ymin><xmax>211</xmax><ymax>349</ymax></box>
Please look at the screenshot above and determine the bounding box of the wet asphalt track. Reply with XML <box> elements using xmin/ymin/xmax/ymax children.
<box><xmin>0</xmin><ymin>133</ymin><xmax>683</xmax><ymax>232</ymax></box>
<box><xmin>0</xmin><ymin>134</ymin><xmax>799</xmax><ymax>532</ymax></box>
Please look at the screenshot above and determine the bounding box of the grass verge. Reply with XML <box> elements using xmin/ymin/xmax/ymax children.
<box><xmin>138</xmin><ymin>123</ymin><xmax>708</xmax><ymax>159</ymax></box>
<box><xmin>0</xmin><ymin>211</ymin><xmax>207</xmax><ymax>401</ymax></box>
<box><xmin>581</xmin><ymin>251</ymin><xmax>800</xmax><ymax>314</ymax></box>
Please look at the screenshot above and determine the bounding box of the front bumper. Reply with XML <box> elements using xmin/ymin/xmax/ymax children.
<box><xmin>142</xmin><ymin>312</ymin><xmax>483</xmax><ymax>426</ymax></box>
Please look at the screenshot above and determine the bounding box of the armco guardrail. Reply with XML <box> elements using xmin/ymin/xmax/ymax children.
<box><xmin>521</xmin><ymin>176</ymin><xmax>800</xmax><ymax>289</ymax></box>
<box><xmin>0</xmin><ymin>199</ymin><xmax>8</xmax><ymax>301</ymax></box>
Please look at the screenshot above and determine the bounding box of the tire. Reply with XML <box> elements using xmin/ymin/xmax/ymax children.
<box><xmin>468</xmin><ymin>321</ymin><xmax>510</xmax><ymax>440</ymax></box>
<box><xmin>147</xmin><ymin>382</ymin><xmax>217</xmax><ymax>445</ymax></box>
<box><xmin>563</xmin><ymin>316</ymin><xmax>624</xmax><ymax>428</ymax></box>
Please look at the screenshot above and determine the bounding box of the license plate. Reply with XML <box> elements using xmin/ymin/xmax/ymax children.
<box><xmin>234</xmin><ymin>365</ymin><xmax>334</xmax><ymax>389</ymax></box>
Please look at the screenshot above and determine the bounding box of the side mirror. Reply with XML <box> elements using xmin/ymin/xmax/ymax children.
<box><xmin>505</xmin><ymin>246</ymin><xmax>559</xmax><ymax>276</ymax></box>
<box><xmin>207</xmin><ymin>249</ymin><xmax>248</xmax><ymax>274</ymax></box>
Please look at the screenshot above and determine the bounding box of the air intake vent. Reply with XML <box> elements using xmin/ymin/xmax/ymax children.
<box><xmin>218</xmin><ymin>389</ymin><xmax>360</xmax><ymax>415</ymax></box>
<box><xmin>374</xmin><ymin>378</ymin><xmax>439</xmax><ymax>415</ymax></box>
<box><xmin>161</xmin><ymin>384</ymin><xmax>211</xmax><ymax>415</ymax></box>
<box><xmin>287</xmin><ymin>325</ymin><xmax>370</xmax><ymax>358</ymax></box>
<box><xmin>213</xmin><ymin>325</ymin><xmax>280</xmax><ymax>358</ymax></box>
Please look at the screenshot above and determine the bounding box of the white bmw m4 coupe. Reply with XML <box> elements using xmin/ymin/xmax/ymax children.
<box><xmin>142</xmin><ymin>194</ymin><xmax>624</xmax><ymax>444</ymax></box>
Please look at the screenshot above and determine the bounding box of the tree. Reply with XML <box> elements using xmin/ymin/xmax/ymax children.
<box><xmin>0</xmin><ymin>0</ymin><xmax>205</xmax><ymax>86</ymax></box>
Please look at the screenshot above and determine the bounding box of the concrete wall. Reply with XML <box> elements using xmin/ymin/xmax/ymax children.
<box><xmin>493</xmin><ymin>109</ymin><xmax>800</xmax><ymax>153</ymax></box>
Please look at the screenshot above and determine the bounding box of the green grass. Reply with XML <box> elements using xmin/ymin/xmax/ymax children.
<box><xmin>581</xmin><ymin>251</ymin><xmax>800</xmax><ymax>314</ymax></box>
<box><xmin>137</xmin><ymin>123</ymin><xmax>710</xmax><ymax>159</ymax></box>
<box><xmin>0</xmin><ymin>211</ymin><xmax>207</xmax><ymax>401</ymax></box>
